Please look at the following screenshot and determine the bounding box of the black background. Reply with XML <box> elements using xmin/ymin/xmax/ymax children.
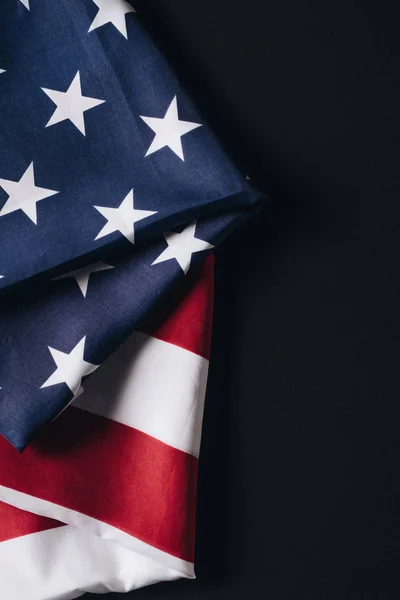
<box><xmin>103</xmin><ymin>1</ymin><xmax>400</xmax><ymax>598</ymax></box>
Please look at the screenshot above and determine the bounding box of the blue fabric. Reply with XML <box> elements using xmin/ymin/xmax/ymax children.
<box><xmin>0</xmin><ymin>0</ymin><xmax>263</xmax><ymax>450</ymax></box>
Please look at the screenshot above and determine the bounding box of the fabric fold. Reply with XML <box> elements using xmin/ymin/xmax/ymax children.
<box><xmin>0</xmin><ymin>256</ymin><xmax>214</xmax><ymax>599</ymax></box>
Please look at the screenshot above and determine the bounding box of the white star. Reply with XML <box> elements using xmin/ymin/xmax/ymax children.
<box><xmin>19</xmin><ymin>0</ymin><xmax>30</xmax><ymax>9</ymax></box>
<box><xmin>0</xmin><ymin>69</ymin><xmax>6</xmax><ymax>75</ymax></box>
<box><xmin>0</xmin><ymin>163</ymin><xmax>59</xmax><ymax>224</ymax></box>
<box><xmin>42</xmin><ymin>71</ymin><xmax>105</xmax><ymax>135</ymax></box>
<box><xmin>88</xmin><ymin>0</ymin><xmax>135</xmax><ymax>39</ymax></box>
<box><xmin>52</xmin><ymin>262</ymin><xmax>114</xmax><ymax>297</ymax></box>
<box><xmin>140</xmin><ymin>96</ymin><xmax>202</xmax><ymax>161</ymax></box>
<box><xmin>41</xmin><ymin>336</ymin><xmax>99</xmax><ymax>395</ymax></box>
<box><xmin>94</xmin><ymin>189</ymin><xmax>157</xmax><ymax>244</ymax></box>
<box><xmin>152</xmin><ymin>221</ymin><xmax>214</xmax><ymax>274</ymax></box>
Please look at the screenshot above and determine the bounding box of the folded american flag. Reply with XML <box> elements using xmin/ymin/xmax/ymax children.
<box><xmin>0</xmin><ymin>0</ymin><xmax>261</xmax><ymax>450</ymax></box>
<box><xmin>0</xmin><ymin>257</ymin><xmax>213</xmax><ymax>598</ymax></box>
<box><xmin>0</xmin><ymin>0</ymin><xmax>262</xmax><ymax>596</ymax></box>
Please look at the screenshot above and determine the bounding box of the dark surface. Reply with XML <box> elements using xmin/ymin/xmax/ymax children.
<box><xmin>102</xmin><ymin>1</ymin><xmax>400</xmax><ymax>598</ymax></box>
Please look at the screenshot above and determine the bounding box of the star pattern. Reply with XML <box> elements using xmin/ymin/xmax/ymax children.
<box><xmin>41</xmin><ymin>336</ymin><xmax>99</xmax><ymax>395</ymax></box>
<box><xmin>94</xmin><ymin>189</ymin><xmax>157</xmax><ymax>244</ymax></box>
<box><xmin>88</xmin><ymin>0</ymin><xmax>135</xmax><ymax>39</ymax></box>
<box><xmin>52</xmin><ymin>262</ymin><xmax>114</xmax><ymax>297</ymax></box>
<box><xmin>42</xmin><ymin>71</ymin><xmax>105</xmax><ymax>135</ymax></box>
<box><xmin>0</xmin><ymin>0</ymin><xmax>255</xmax><ymax>457</ymax></box>
<box><xmin>0</xmin><ymin>162</ymin><xmax>59</xmax><ymax>224</ymax></box>
<box><xmin>152</xmin><ymin>221</ymin><xmax>214</xmax><ymax>274</ymax></box>
<box><xmin>140</xmin><ymin>96</ymin><xmax>202</xmax><ymax>160</ymax></box>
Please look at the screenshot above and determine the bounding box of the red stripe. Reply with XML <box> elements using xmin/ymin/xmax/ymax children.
<box><xmin>0</xmin><ymin>407</ymin><xmax>198</xmax><ymax>562</ymax></box>
<box><xmin>0</xmin><ymin>502</ymin><xmax>63</xmax><ymax>543</ymax></box>
<box><xmin>142</xmin><ymin>255</ymin><xmax>214</xmax><ymax>359</ymax></box>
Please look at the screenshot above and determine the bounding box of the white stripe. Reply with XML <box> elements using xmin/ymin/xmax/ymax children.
<box><xmin>0</xmin><ymin>485</ymin><xmax>195</xmax><ymax>578</ymax></box>
<box><xmin>74</xmin><ymin>331</ymin><xmax>209</xmax><ymax>457</ymax></box>
<box><xmin>0</xmin><ymin>524</ymin><xmax>184</xmax><ymax>600</ymax></box>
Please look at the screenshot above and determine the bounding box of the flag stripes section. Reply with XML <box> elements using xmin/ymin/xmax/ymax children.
<box><xmin>0</xmin><ymin>408</ymin><xmax>199</xmax><ymax>561</ymax></box>
<box><xmin>0</xmin><ymin>502</ymin><xmax>62</xmax><ymax>543</ymax></box>
<box><xmin>0</xmin><ymin>257</ymin><xmax>214</xmax><ymax>599</ymax></box>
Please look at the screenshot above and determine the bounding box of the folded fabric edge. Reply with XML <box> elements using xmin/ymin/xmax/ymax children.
<box><xmin>0</xmin><ymin>484</ymin><xmax>195</xmax><ymax>577</ymax></box>
<box><xmin>0</xmin><ymin>476</ymin><xmax>194</xmax><ymax>578</ymax></box>
<box><xmin>0</xmin><ymin>513</ymin><xmax>191</xmax><ymax>600</ymax></box>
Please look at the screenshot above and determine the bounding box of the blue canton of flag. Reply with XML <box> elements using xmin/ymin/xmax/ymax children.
<box><xmin>0</xmin><ymin>0</ymin><xmax>263</xmax><ymax>450</ymax></box>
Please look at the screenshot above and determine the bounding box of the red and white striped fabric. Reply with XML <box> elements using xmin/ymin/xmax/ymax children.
<box><xmin>0</xmin><ymin>256</ymin><xmax>214</xmax><ymax>600</ymax></box>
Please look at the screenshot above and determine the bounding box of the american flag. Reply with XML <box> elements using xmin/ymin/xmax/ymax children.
<box><xmin>0</xmin><ymin>0</ymin><xmax>261</xmax><ymax>450</ymax></box>
<box><xmin>0</xmin><ymin>0</ymin><xmax>262</xmax><ymax>596</ymax></box>
<box><xmin>0</xmin><ymin>256</ymin><xmax>213</xmax><ymax>598</ymax></box>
